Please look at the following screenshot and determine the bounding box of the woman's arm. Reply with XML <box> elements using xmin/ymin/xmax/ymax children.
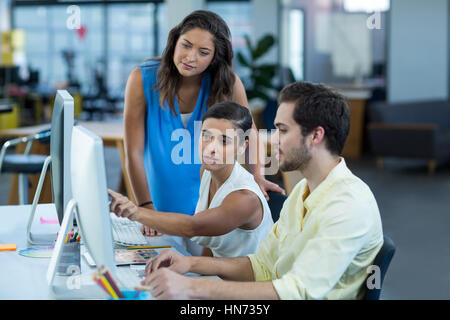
<box><xmin>123</xmin><ymin>67</ymin><xmax>151</xmax><ymax>205</ymax></box>
<box><xmin>108</xmin><ymin>189</ymin><xmax>262</xmax><ymax>238</ymax></box>
<box><xmin>137</xmin><ymin>189</ymin><xmax>262</xmax><ymax>237</ymax></box>
<box><xmin>123</xmin><ymin>68</ymin><xmax>161</xmax><ymax>236</ymax></box>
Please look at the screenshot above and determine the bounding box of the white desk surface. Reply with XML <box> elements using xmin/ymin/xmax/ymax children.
<box><xmin>0</xmin><ymin>203</ymin><xmax>198</xmax><ymax>300</ymax></box>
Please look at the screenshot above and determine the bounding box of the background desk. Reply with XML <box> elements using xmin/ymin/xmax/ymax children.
<box><xmin>0</xmin><ymin>203</ymin><xmax>195</xmax><ymax>299</ymax></box>
<box><xmin>0</xmin><ymin>120</ymin><xmax>136</xmax><ymax>205</ymax></box>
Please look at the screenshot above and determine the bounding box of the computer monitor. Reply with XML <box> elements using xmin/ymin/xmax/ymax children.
<box><xmin>51</xmin><ymin>90</ymin><xmax>74</xmax><ymax>224</ymax></box>
<box><xmin>27</xmin><ymin>90</ymin><xmax>74</xmax><ymax>245</ymax></box>
<box><xmin>70</xmin><ymin>125</ymin><xmax>116</xmax><ymax>274</ymax></box>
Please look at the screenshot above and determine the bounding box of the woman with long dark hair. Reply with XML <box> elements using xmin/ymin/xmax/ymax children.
<box><xmin>123</xmin><ymin>10</ymin><xmax>284</xmax><ymax>251</ymax></box>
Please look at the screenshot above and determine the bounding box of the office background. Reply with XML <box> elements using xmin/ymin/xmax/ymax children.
<box><xmin>0</xmin><ymin>0</ymin><xmax>449</xmax><ymax>299</ymax></box>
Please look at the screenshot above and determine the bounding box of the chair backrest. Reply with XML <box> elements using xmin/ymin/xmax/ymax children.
<box><xmin>363</xmin><ymin>235</ymin><xmax>396</xmax><ymax>300</ymax></box>
<box><xmin>267</xmin><ymin>191</ymin><xmax>288</xmax><ymax>223</ymax></box>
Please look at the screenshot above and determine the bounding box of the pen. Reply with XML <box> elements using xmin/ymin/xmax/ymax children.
<box><xmin>72</xmin><ymin>231</ymin><xmax>78</xmax><ymax>243</ymax></box>
<box><xmin>134</xmin><ymin>285</ymin><xmax>151</xmax><ymax>292</ymax></box>
<box><xmin>126</xmin><ymin>245</ymin><xmax>173</xmax><ymax>250</ymax></box>
<box><xmin>68</xmin><ymin>229</ymin><xmax>74</xmax><ymax>243</ymax></box>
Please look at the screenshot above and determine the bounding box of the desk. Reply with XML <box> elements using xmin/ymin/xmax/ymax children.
<box><xmin>0</xmin><ymin>203</ymin><xmax>200</xmax><ymax>299</ymax></box>
<box><xmin>0</xmin><ymin>120</ymin><xmax>135</xmax><ymax>205</ymax></box>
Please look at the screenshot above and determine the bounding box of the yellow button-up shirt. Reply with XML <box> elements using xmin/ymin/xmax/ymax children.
<box><xmin>248</xmin><ymin>158</ymin><xmax>383</xmax><ymax>300</ymax></box>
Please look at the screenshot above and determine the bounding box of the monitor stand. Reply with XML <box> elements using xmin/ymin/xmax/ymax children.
<box><xmin>46</xmin><ymin>198</ymin><xmax>109</xmax><ymax>299</ymax></box>
<box><xmin>26</xmin><ymin>155</ymin><xmax>57</xmax><ymax>245</ymax></box>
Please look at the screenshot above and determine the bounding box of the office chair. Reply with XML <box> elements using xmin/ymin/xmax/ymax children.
<box><xmin>0</xmin><ymin>129</ymin><xmax>51</xmax><ymax>204</ymax></box>
<box><xmin>267</xmin><ymin>190</ymin><xmax>288</xmax><ymax>223</ymax></box>
<box><xmin>363</xmin><ymin>235</ymin><xmax>396</xmax><ymax>300</ymax></box>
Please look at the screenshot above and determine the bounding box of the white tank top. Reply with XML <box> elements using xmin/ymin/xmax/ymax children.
<box><xmin>191</xmin><ymin>162</ymin><xmax>274</xmax><ymax>258</ymax></box>
<box><xmin>180</xmin><ymin>112</ymin><xmax>193</xmax><ymax>128</ymax></box>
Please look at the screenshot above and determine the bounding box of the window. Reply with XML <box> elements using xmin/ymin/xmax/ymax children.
<box><xmin>343</xmin><ymin>0</ymin><xmax>390</xmax><ymax>13</ymax></box>
<box><xmin>13</xmin><ymin>1</ymin><xmax>252</xmax><ymax>99</ymax></box>
<box><xmin>13</xmin><ymin>1</ymin><xmax>165</xmax><ymax>99</ymax></box>
<box><xmin>14</xmin><ymin>5</ymin><xmax>105</xmax><ymax>93</ymax></box>
<box><xmin>206</xmin><ymin>1</ymin><xmax>253</xmax><ymax>78</ymax></box>
<box><xmin>106</xmin><ymin>3</ymin><xmax>154</xmax><ymax>97</ymax></box>
<box><xmin>280</xmin><ymin>7</ymin><xmax>305</xmax><ymax>81</ymax></box>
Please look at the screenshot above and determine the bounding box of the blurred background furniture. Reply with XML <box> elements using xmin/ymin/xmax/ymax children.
<box><xmin>0</xmin><ymin>120</ymin><xmax>134</xmax><ymax>205</ymax></box>
<box><xmin>367</xmin><ymin>100</ymin><xmax>450</xmax><ymax>173</ymax></box>
<box><xmin>336</xmin><ymin>87</ymin><xmax>372</xmax><ymax>159</ymax></box>
<box><xmin>0</xmin><ymin>129</ymin><xmax>50</xmax><ymax>204</ymax></box>
<box><xmin>0</xmin><ymin>98</ymin><xmax>18</xmax><ymax>129</ymax></box>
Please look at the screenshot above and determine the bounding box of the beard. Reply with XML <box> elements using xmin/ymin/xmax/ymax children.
<box><xmin>279</xmin><ymin>141</ymin><xmax>312</xmax><ymax>172</ymax></box>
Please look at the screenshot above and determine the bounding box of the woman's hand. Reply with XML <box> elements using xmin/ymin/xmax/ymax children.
<box><xmin>254</xmin><ymin>175</ymin><xmax>286</xmax><ymax>200</ymax></box>
<box><xmin>108</xmin><ymin>189</ymin><xmax>140</xmax><ymax>221</ymax></box>
<box><xmin>138</xmin><ymin>202</ymin><xmax>162</xmax><ymax>236</ymax></box>
<box><xmin>142</xmin><ymin>225</ymin><xmax>162</xmax><ymax>237</ymax></box>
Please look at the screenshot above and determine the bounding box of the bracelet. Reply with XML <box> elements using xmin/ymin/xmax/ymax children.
<box><xmin>139</xmin><ymin>201</ymin><xmax>153</xmax><ymax>207</ymax></box>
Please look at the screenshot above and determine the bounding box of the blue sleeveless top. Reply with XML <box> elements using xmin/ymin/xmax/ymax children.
<box><xmin>139</xmin><ymin>60</ymin><xmax>211</xmax><ymax>215</ymax></box>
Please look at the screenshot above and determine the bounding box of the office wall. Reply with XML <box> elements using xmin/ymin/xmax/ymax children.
<box><xmin>166</xmin><ymin>0</ymin><xmax>204</xmax><ymax>30</ymax></box>
<box><xmin>281</xmin><ymin>0</ymin><xmax>386</xmax><ymax>83</ymax></box>
<box><xmin>388</xmin><ymin>0</ymin><xmax>449</xmax><ymax>103</ymax></box>
<box><xmin>251</xmin><ymin>0</ymin><xmax>278</xmax><ymax>64</ymax></box>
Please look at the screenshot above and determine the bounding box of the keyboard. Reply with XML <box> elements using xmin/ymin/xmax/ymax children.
<box><xmin>115</xmin><ymin>265</ymin><xmax>146</xmax><ymax>290</ymax></box>
<box><xmin>110</xmin><ymin>214</ymin><xmax>148</xmax><ymax>246</ymax></box>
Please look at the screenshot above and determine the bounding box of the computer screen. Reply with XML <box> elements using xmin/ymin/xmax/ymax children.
<box><xmin>50</xmin><ymin>90</ymin><xmax>74</xmax><ymax>224</ymax></box>
<box><xmin>70</xmin><ymin>125</ymin><xmax>116</xmax><ymax>274</ymax></box>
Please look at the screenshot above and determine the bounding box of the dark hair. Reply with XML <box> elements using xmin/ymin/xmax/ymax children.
<box><xmin>202</xmin><ymin>101</ymin><xmax>253</xmax><ymax>142</ymax></box>
<box><xmin>278</xmin><ymin>81</ymin><xmax>350</xmax><ymax>155</ymax></box>
<box><xmin>155</xmin><ymin>10</ymin><xmax>235</xmax><ymax>114</ymax></box>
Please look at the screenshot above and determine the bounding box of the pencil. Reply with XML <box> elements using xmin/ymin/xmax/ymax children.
<box><xmin>100</xmin><ymin>275</ymin><xmax>118</xmax><ymax>299</ymax></box>
<box><xmin>93</xmin><ymin>274</ymin><xmax>110</xmax><ymax>296</ymax></box>
<box><xmin>126</xmin><ymin>245</ymin><xmax>173</xmax><ymax>250</ymax></box>
<box><xmin>101</xmin><ymin>266</ymin><xmax>124</xmax><ymax>298</ymax></box>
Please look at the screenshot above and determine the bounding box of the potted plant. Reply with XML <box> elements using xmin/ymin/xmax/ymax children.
<box><xmin>237</xmin><ymin>34</ymin><xmax>278</xmax><ymax>102</ymax></box>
